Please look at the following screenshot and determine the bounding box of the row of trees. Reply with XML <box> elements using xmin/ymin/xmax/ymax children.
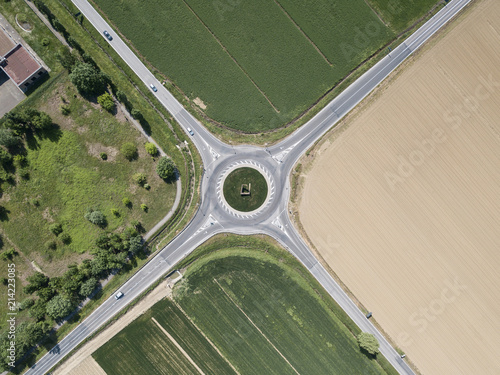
<box><xmin>0</xmin><ymin>230</ymin><xmax>144</xmax><ymax>370</ymax></box>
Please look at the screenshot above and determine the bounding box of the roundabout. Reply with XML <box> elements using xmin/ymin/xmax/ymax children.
<box><xmin>216</xmin><ymin>160</ymin><xmax>275</xmax><ymax>219</ymax></box>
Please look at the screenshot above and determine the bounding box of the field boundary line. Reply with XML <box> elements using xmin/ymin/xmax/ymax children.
<box><xmin>213</xmin><ymin>279</ymin><xmax>301</xmax><ymax>375</ymax></box>
<box><xmin>273</xmin><ymin>0</ymin><xmax>333</xmax><ymax>66</ymax></box>
<box><xmin>172</xmin><ymin>299</ymin><xmax>242</xmax><ymax>375</ymax></box>
<box><xmin>362</xmin><ymin>0</ymin><xmax>388</xmax><ymax>27</ymax></box>
<box><xmin>151</xmin><ymin>317</ymin><xmax>206</xmax><ymax>375</ymax></box>
<box><xmin>180</xmin><ymin>0</ymin><xmax>280</xmax><ymax>113</ymax></box>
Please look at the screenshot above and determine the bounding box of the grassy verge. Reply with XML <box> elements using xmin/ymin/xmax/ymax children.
<box><xmin>222</xmin><ymin>167</ymin><xmax>267</xmax><ymax>212</ymax></box>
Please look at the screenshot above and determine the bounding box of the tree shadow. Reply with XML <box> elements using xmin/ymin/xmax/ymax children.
<box><xmin>0</xmin><ymin>206</ymin><xmax>10</xmax><ymax>222</ymax></box>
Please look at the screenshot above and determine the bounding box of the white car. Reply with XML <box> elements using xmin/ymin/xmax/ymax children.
<box><xmin>187</xmin><ymin>127</ymin><xmax>194</xmax><ymax>136</ymax></box>
<box><xmin>115</xmin><ymin>291</ymin><xmax>124</xmax><ymax>300</ymax></box>
<box><xmin>150</xmin><ymin>84</ymin><xmax>157</xmax><ymax>92</ymax></box>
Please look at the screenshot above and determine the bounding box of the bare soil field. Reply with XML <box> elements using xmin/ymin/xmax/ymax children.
<box><xmin>298</xmin><ymin>1</ymin><xmax>500</xmax><ymax>374</ymax></box>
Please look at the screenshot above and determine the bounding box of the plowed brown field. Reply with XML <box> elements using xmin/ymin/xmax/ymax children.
<box><xmin>299</xmin><ymin>1</ymin><xmax>500</xmax><ymax>374</ymax></box>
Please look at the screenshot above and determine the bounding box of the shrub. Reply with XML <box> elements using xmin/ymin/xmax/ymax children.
<box><xmin>144</xmin><ymin>183</ymin><xmax>150</xmax><ymax>190</ymax></box>
<box><xmin>84</xmin><ymin>209</ymin><xmax>106</xmax><ymax>226</ymax></box>
<box><xmin>111</xmin><ymin>208</ymin><xmax>119</xmax><ymax>217</ymax></box>
<box><xmin>0</xmin><ymin>248</ymin><xmax>17</xmax><ymax>261</ymax></box>
<box><xmin>45</xmin><ymin>240</ymin><xmax>56</xmax><ymax>250</ymax></box>
<box><xmin>140</xmin><ymin>204</ymin><xmax>148</xmax><ymax>212</ymax></box>
<box><xmin>97</xmin><ymin>92</ymin><xmax>115</xmax><ymax>112</ymax></box>
<box><xmin>131</xmin><ymin>108</ymin><xmax>142</xmax><ymax>120</ymax></box>
<box><xmin>60</xmin><ymin>233</ymin><xmax>71</xmax><ymax>245</ymax></box>
<box><xmin>19</xmin><ymin>298</ymin><xmax>35</xmax><ymax>311</ymax></box>
<box><xmin>41</xmin><ymin>37</ymin><xmax>50</xmax><ymax>46</ymax></box>
<box><xmin>129</xmin><ymin>236</ymin><xmax>143</xmax><ymax>254</ymax></box>
<box><xmin>357</xmin><ymin>332</ymin><xmax>379</xmax><ymax>355</ymax></box>
<box><xmin>122</xmin><ymin>197</ymin><xmax>131</xmax><ymax>207</ymax></box>
<box><xmin>0</xmin><ymin>278</ymin><xmax>7</xmax><ymax>286</ymax></box>
<box><xmin>60</xmin><ymin>104</ymin><xmax>70</xmax><ymax>115</ymax></box>
<box><xmin>49</xmin><ymin>223</ymin><xmax>63</xmax><ymax>236</ymax></box>
<box><xmin>116</xmin><ymin>90</ymin><xmax>127</xmax><ymax>104</ymax></box>
<box><xmin>19</xmin><ymin>168</ymin><xmax>30</xmax><ymax>180</ymax></box>
<box><xmin>133</xmin><ymin>172</ymin><xmax>147</xmax><ymax>186</ymax></box>
<box><xmin>121</xmin><ymin>142</ymin><xmax>137</xmax><ymax>161</ymax></box>
<box><xmin>145</xmin><ymin>142</ymin><xmax>157</xmax><ymax>156</ymax></box>
<box><xmin>30</xmin><ymin>198</ymin><xmax>40</xmax><ymax>206</ymax></box>
<box><xmin>100</xmin><ymin>152</ymin><xmax>108</xmax><ymax>160</ymax></box>
<box><xmin>156</xmin><ymin>157</ymin><xmax>175</xmax><ymax>180</ymax></box>
<box><xmin>13</xmin><ymin>154</ymin><xmax>27</xmax><ymax>168</ymax></box>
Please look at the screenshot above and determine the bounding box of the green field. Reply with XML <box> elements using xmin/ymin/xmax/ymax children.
<box><xmin>223</xmin><ymin>167</ymin><xmax>267</xmax><ymax>212</ymax></box>
<box><xmin>367</xmin><ymin>0</ymin><xmax>441</xmax><ymax>32</ymax></box>
<box><xmin>94</xmin><ymin>235</ymin><xmax>397</xmax><ymax>375</ymax></box>
<box><xmin>93</xmin><ymin>0</ymin><xmax>400</xmax><ymax>132</ymax></box>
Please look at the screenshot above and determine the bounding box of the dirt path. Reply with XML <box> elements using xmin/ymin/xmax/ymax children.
<box><xmin>297</xmin><ymin>1</ymin><xmax>500</xmax><ymax>374</ymax></box>
<box><xmin>54</xmin><ymin>280</ymin><xmax>172</xmax><ymax>375</ymax></box>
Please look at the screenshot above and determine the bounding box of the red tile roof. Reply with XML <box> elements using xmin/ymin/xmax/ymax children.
<box><xmin>2</xmin><ymin>44</ymin><xmax>41</xmax><ymax>85</ymax></box>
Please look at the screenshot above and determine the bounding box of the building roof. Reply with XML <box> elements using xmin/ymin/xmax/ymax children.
<box><xmin>1</xmin><ymin>44</ymin><xmax>41</xmax><ymax>85</ymax></box>
<box><xmin>0</xmin><ymin>27</ymin><xmax>15</xmax><ymax>56</ymax></box>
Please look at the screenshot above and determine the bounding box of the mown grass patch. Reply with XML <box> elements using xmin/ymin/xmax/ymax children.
<box><xmin>94</xmin><ymin>235</ymin><xmax>396</xmax><ymax>375</ymax></box>
<box><xmin>223</xmin><ymin>167</ymin><xmax>267</xmax><ymax>212</ymax></box>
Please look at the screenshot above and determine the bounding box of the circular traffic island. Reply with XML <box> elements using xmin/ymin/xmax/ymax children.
<box><xmin>223</xmin><ymin>167</ymin><xmax>268</xmax><ymax>212</ymax></box>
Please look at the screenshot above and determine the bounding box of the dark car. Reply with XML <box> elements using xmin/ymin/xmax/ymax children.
<box><xmin>103</xmin><ymin>30</ymin><xmax>113</xmax><ymax>41</ymax></box>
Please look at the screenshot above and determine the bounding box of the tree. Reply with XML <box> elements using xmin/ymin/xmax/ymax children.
<box><xmin>79</xmin><ymin>277</ymin><xmax>98</xmax><ymax>298</ymax></box>
<box><xmin>156</xmin><ymin>157</ymin><xmax>175</xmax><ymax>180</ymax></box>
<box><xmin>31</xmin><ymin>112</ymin><xmax>52</xmax><ymax>130</ymax></box>
<box><xmin>122</xmin><ymin>197</ymin><xmax>131</xmax><ymax>207</ymax></box>
<box><xmin>0</xmin><ymin>149</ymin><xmax>12</xmax><ymax>166</ymax></box>
<box><xmin>84</xmin><ymin>209</ymin><xmax>106</xmax><ymax>227</ymax></box>
<box><xmin>0</xmin><ymin>128</ymin><xmax>20</xmax><ymax>148</ymax></box>
<box><xmin>69</xmin><ymin>62</ymin><xmax>107</xmax><ymax>94</ymax></box>
<box><xmin>97</xmin><ymin>92</ymin><xmax>115</xmax><ymax>112</ymax></box>
<box><xmin>357</xmin><ymin>332</ymin><xmax>379</xmax><ymax>355</ymax></box>
<box><xmin>129</xmin><ymin>236</ymin><xmax>143</xmax><ymax>255</ymax></box>
<box><xmin>46</xmin><ymin>295</ymin><xmax>73</xmax><ymax>320</ymax></box>
<box><xmin>28</xmin><ymin>300</ymin><xmax>46</xmax><ymax>321</ymax></box>
<box><xmin>23</xmin><ymin>272</ymin><xmax>49</xmax><ymax>294</ymax></box>
<box><xmin>121</xmin><ymin>142</ymin><xmax>137</xmax><ymax>161</ymax></box>
<box><xmin>145</xmin><ymin>142</ymin><xmax>157</xmax><ymax>156</ymax></box>
<box><xmin>133</xmin><ymin>172</ymin><xmax>147</xmax><ymax>186</ymax></box>
<box><xmin>49</xmin><ymin>223</ymin><xmax>63</xmax><ymax>236</ymax></box>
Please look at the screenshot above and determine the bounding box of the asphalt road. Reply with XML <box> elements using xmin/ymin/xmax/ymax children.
<box><xmin>25</xmin><ymin>0</ymin><xmax>471</xmax><ymax>374</ymax></box>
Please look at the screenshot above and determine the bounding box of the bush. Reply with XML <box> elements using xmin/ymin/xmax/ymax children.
<box><xmin>145</xmin><ymin>142</ymin><xmax>158</xmax><ymax>156</ymax></box>
<box><xmin>97</xmin><ymin>92</ymin><xmax>115</xmax><ymax>112</ymax></box>
<box><xmin>60</xmin><ymin>104</ymin><xmax>70</xmax><ymax>115</ymax></box>
<box><xmin>0</xmin><ymin>278</ymin><xmax>7</xmax><ymax>286</ymax></box>
<box><xmin>19</xmin><ymin>298</ymin><xmax>35</xmax><ymax>311</ymax></box>
<box><xmin>30</xmin><ymin>198</ymin><xmax>40</xmax><ymax>206</ymax></box>
<box><xmin>84</xmin><ymin>209</ymin><xmax>106</xmax><ymax>226</ymax></box>
<box><xmin>131</xmin><ymin>108</ymin><xmax>142</xmax><ymax>120</ymax></box>
<box><xmin>129</xmin><ymin>236</ymin><xmax>143</xmax><ymax>254</ymax></box>
<box><xmin>49</xmin><ymin>223</ymin><xmax>63</xmax><ymax>236</ymax></box>
<box><xmin>0</xmin><ymin>248</ymin><xmax>17</xmax><ymax>261</ymax></box>
<box><xmin>111</xmin><ymin>208</ymin><xmax>120</xmax><ymax>217</ymax></box>
<box><xmin>41</xmin><ymin>37</ymin><xmax>50</xmax><ymax>46</ymax></box>
<box><xmin>60</xmin><ymin>232</ymin><xmax>71</xmax><ymax>245</ymax></box>
<box><xmin>19</xmin><ymin>168</ymin><xmax>30</xmax><ymax>180</ymax></box>
<box><xmin>46</xmin><ymin>295</ymin><xmax>73</xmax><ymax>320</ymax></box>
<box><xmin>144</xmin><ymin>183</ymin><xmax>150</xmax><ymax>190</ymax></box>
<box><xmin>13</xmin><ymin>154</ymin><xmax>27</xmax><ymax>168</ymax></box>
<box><xmin>45</xmin><ymin>240</ymin><xmax>56</xmax><ymax>250</ymax></box>
<box><xmin>100</xmin><ymin>152</ymin><xmax>107</xmax><ymax>160</ymax></box>
<box><xmin>357</xmin><ymin>332</ymin><xmax>380</xmax><ymax>355</ymax></box>
<box><xmin>122</xmin><ymin>197</ymin><xmax>131</xmax><ymax>207</ymax></box>
<box><xmin>156</xmin><ymin>157</ymin><xmax>176</xmax><ymax>180</ymax></box>
<box><xmin>140</xmin><ymin>204</ymin><xmax>148</xmax><ymax>212</ymax></box>
<box><xmin>121</xmin><ymin>142</ymin><xmax>137</xmax><ymax>161</ymax></box>
<box><xmin>133</xmin><ymin>172</ymin><xmax>147</xmax><ymax>186</ymax></box>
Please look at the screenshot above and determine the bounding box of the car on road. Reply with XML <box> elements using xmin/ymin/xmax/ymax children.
<box><xmin>115</xmin><ymin>291</ymin><xmax>124</xmax><ymax>300</ymax></box>
<box><xmin>187</xmin><ymin>127</ymin><xmax>194</xmax><ymax>136</ymax></box>
<box><xmin>150</xmin><ymin>84</ymin><xmax>157</xmax><ymax>92</ymax></box>
<box><xmin>103</xmin><ymin>30</ymin><xmax>112</xmax><ymax>41</ymax></box>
